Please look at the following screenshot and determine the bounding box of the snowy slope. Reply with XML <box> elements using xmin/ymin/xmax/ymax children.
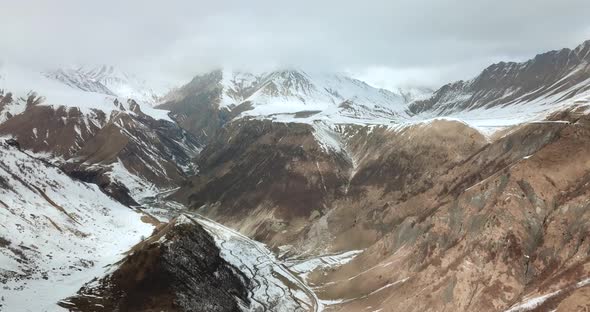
<box><xmin>194</xmin><ymin>214</ymin><xmax>320</xmax><ymax>312</ymax></box>
<box><xmin>408</xmin><ymin>92</ymin><xmax>590</xmax><ymax>136</ymax></box>
<box><xmin>0</xmin><ymin>64</ymin><xmax>201</xmax><ymax>207</ymax></box>
<box><xmin>392</xmin><ymin>86</ymin><xmax>433</xmax><ymax>103</ymax></box>
<box><xmin>45</xmin><ymin>65</ymin><xmax>170</xmax><ymax>106</ymax></box>
<box><xmin>163</xmin><ymin>63</ymin><xmax>590</xmax><ymax>143</ymax></box>
<box><xmin>407</xmin><ymin>40</ymin><xmax>590</xmax><ymax>133</ymax></box>
<box><xmin>0</xmin><ymin>64</ymin><xmax>171</xmax><ymax>121</ymax></box>
<box><xmin>164</xmin><ymin>68</ymin><xmax>411</xmax><ymax>125</ymax></box>
<box><xmin>0</xmin><ymin>141</ymin><xmax>153</xmax><ymax>311</ymax></box>
<box><xmin>241</xmin><ymin>70</ymin><xmax>410</xmax><ymax>124</ymax></box>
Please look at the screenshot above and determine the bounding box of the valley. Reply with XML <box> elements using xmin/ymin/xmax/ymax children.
<box><xmin>2</xmin><ymin>39</ymin><xmax>590</xmax><ymax>311</ymax></box>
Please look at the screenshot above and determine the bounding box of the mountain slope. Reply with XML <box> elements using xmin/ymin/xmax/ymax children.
<box><xmin>158</xmin><ymin>69</ymin><xmax>415</xmax><ymax>143</ymax></box>
<box><xmin>61</xmin><ymin>215</ymin><xmax>250</xmax><ymax>312</ymax></box>
<box><xmin>170</xmin><ymin>40</ymin><xmax>590</xmax><ymax>312</ymax></box>
<box><xmin>0</xmin><ymin>66</ymin><xmax>201</xmax><ymax>203</ymax></box>
<box><xmin>408</xmin><ymin>40</ymin><xmax>590</xmax><ymax>126</ymax></box>
<box><xmin>5</xmin><ymin>39</ymin><xmax>590</xmax><ymax>312</ymax></box>
<box><xmin>311</xmin><ymin>108</ymin><xmax>590</xmax><ymax>312</ymax></box>
<box><xmin>0</xmin><ymin>140</ymin><xmax>154</xmax><ymax>311</ymax></box>
<box><xmin>44</xmin><ymin>65</ymin><xmax>169</xmax><ymax>106</ymax></box>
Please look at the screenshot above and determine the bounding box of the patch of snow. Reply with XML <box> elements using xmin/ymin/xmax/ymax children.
<box><xmin>505</xmin><ymin>277</ymin><xmax>590</xmax><ymax>312</ymax></box>
<box><xmin>105</xmin><ymin>159</ymin><xmax>160</xmax><ymax>200</ymax></box>
<box><xmin>285</xmin><ymin>250</ymin><xmax>364</xmax><ymax>283</ymax></box>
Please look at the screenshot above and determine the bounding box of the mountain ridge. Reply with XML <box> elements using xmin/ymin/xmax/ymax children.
<box><xmin>44</xmin><ymin>64</ymin><xmax>170</xmax><ymax>106</ymax></box>
<box><xmin>4</xmin><ymin>39</ymin><xmax>590</xmax><ymax>312</ymax></box>
<box><xmin>408</xmin><ymin>39</ymin><xmax>590</xmax><ymax>118</ymax></box>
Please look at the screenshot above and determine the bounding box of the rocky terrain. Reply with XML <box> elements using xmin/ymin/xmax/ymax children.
<box><xmin>307</xmin><ymin>108</ymin><xmax>590</xmax><ymax>312</ymax></box>
<box><xmin>408</xmin><ymin>40</ymin><xmax>590</xmax><ymax>118</ymax></box>
<box><xmin>2</xmin><ymin>40</ymin><xmax>590</xmax><ymax>312</ymax></box>
<box><xmin>0</xmin><ymin>68</ymin><xmax>201</xmax><ymax>204</ymax></box>
<box><xmin>60</xmin><ymin>215</ymin><xmax>250</xmax><ymax>312</ymax></box>
<box><xmin>165</xmin><ymin>41</ymin><xmax>590</xmax><ymax>311</ymax></box>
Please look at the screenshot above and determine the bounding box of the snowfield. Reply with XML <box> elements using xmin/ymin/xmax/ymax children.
<box><xmin>0</xmin><ymin>142</ymin><xmax>153</xmax><ymax>311</ymax></box>
<box><xmin>0</xmin><ymin>64</ymin><xmax>172</xmax><ymax>122</ymax></box>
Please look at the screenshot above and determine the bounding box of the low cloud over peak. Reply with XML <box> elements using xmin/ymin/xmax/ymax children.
<box><xmin>1</xmin><ymin>0</ymin><xmax>590</xmax><ymax>89</ymax></box>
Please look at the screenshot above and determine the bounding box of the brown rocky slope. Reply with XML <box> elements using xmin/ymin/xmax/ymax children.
<box><xmin>0</xmin><ymin>98</ymin><xmax>201</xmax><ymax>204</ymax></box>
<box><xmin>311</xmin><ymin>108</ymin><xmax>590</xmax><ymax>311</ymax></box>
<box><xmin>60</xmin><ymin>215</ymin><xmax>249</xmax><ymax>312</ymax></box>
<box><xmin>174</xmin><ymin>106</ymin><xmax>590</xmax><ymax>311</ymax></box>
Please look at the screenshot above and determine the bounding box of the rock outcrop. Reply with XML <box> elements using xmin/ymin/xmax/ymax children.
<box><xmin>60</xmin><ymin>215</ymin><xmax>250</xmax><ymax>312</ymax></box>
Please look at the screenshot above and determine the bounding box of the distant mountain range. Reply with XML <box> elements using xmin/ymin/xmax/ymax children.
<box><xmin>44</xmin><ymin>64</ymin><xmax>170</xmax><ymax>106</ymax></box>
<box><xmin>3</xmin><ymin>40</ymin><xmax>590</xmax><ymax>312</ymax></box>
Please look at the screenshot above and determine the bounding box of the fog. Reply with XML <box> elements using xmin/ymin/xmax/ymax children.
<box><xmin>1</xmin><ymin>0</ymin><xmax>589</xmax><ymax>89</ymax></box>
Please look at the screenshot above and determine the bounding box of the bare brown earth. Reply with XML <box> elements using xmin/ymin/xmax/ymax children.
<box><xmin>176</xmin><ymin>106</ymin><xmax>590</xmax><ymax>311</ymax></box>
<box><xmin>173</xmin><ymin>118</ymin><xmax>352</xmax><ymax>247</ymax></box>
<box><xmin>312</xmin><ymin>109</ymin><xmax>590</xmax><ymax>311</ymax></box>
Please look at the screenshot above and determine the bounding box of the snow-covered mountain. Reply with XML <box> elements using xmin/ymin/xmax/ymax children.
<box><xmin>45</xmin><ymin>65</ymin><xmax>170</xmax><ymax>106</ymax></box>
<box><xmin>0</xmin><ymin>64</ymin><xmax>171</xmax><ymax>120</ymax></box>
<box><xmin>0</xmin><ymin>65</ymin><xmax>201</xmax><ymax>204</ymax></box>
<box><xmin>220</xmin><ymin>69</ymin><xmax>409</xmax><ymax>121</ymax></box>
<box><xmin>160</xmin><ymin>69</ymin><xmax>412</xmax><ymax>125</ymax></box>
<box><xmin>408</xmin><ymin>40</ymin><xmax>590</xmax><ymax>130</ymax></box>
<box><xmin>0</xmin><ymin>140</ymin><xmax>154</xmax><ymax>311</ymax></box>
<box><xmin>392</xmin><ymin>86</ymin><xmax>433</xmax><ymax>103</ymax></box>
<box><xmin>157</xmin><ymin>68</ymin><xmax>427</xmax><ymax>147</ymax></box>
<box><xmin>5</xmin><ymin>38</ymin><xmax>590</xmax><ymax>312</ymax></box>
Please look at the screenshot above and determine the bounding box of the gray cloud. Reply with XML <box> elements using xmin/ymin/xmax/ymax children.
<box><xmin>1</xmin><ymin>0</ymin><xmax>590</xmax><ymax>88</ymax></box>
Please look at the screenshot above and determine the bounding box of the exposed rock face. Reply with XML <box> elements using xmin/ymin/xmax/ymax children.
<box><xmin>60</xmin><ymin>215</ymin><xmax>249</xmax><ymax>312</ymax></box>
<box><xmin>0</xmin><ymin>99</ymin><xmax>201</xmax><ymax>203</ymax></box>
<box><xmin>0</xmin><ymin>104</ymin><xmax>106</xmax><ymax>158</ymax></box>
<box><xmin>316</xmin><ymin>120</ymin><xmax>487</xmax><ymax>252</ymax></box>
<box><xmin>408</xmin><ymin>40</ymin><xmax>590</xmax><ymax>115</ymax></box>
<box><xmin>157</xmin><ymin>70</ymin><xmax>239</xmax><ymax>143</ymax></box>
<box><xmin>309</xmin><ymin>108</ymin><xmax>590</xmax><ymax>311</ymax></box>
<box><xmin>173</xmin><ymin>119</ymin><xmax>352</xmax><ymax>245</ymax></box>
<box><xmin>173</xmin><ymin>118</ymin><xmax>487</xmax><ymax>253</ymax></box>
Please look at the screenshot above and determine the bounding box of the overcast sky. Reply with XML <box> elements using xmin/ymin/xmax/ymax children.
<box><xmin>2</xmin><ymin>0</ymin><xmax>590</xmax><ymax>89</ymax></box>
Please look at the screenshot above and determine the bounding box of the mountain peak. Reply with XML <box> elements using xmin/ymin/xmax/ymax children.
<box><xmin>408</xmin><ymin>39</ymin><xmax>590</xmax><ymax>124</ymax></box>
<box><xmin>44</xmin><ymin>65</ymin><xmax>167</xmax><ymax>106</ymax></box>
<box><xmin>574</xmin><ymin>39</ymin><xmax>590</xmax><ymax>59</ymax></box>
<box><xmin>75</xmin><ymin>64</ymin><xmax>130</xmax><ymax>82</ymax></box>
<box><xmin>161</xmin><ymin>68</ymin><xmax>410</xmax><ymax>127</ymax></box>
